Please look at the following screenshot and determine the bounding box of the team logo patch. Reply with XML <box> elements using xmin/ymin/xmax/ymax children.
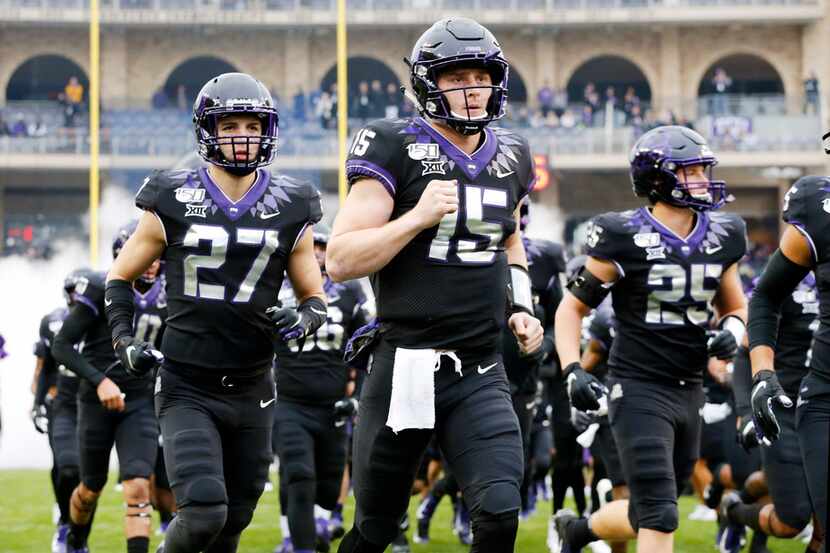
<box><xmin>175</xmin><ymin>187</ymin><xmax>206</xmax><ymax>203</ymax></box>
<box><xmin>633</xmin><ymin>232</ymin><xmax>661</xmax><ymax>248</ymax></box>
<box><xmin>646</xmin><ymin>246</ymin><xmax>666</xmax><ymax>260</ymax></box>
<box><xmin>407</xmin><ymin>143</ymin><xmax>439</xmax><ymax>161</ymax></box>
<box><xmin>421</xmin><ymin>160</ymin><xmax>447</xmax><ymax>176</ymax></box>
<box><xmin>185</xmin><ymin>204</ymin><xmax>209</xmax><ymax>218</ymax></box>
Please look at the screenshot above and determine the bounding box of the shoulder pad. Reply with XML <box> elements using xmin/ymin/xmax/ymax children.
<box><xmin>73</xmin><ymin>271</ymin><xmax>107</xmax><ymax>316</ymax></box>
<box><xmin>262</xmin><ymin>172</ymin><xmax>323</xmax><ymax>225</ymax></box>
<box><xmin>783</xmin><ymin>175</ymin><xmax>830</xmax><ymax>227</ymax></box>
<box><xmin>345</xmin><ymin>118</ymin><xmax>409</xmax><ymax>196</ymax></box>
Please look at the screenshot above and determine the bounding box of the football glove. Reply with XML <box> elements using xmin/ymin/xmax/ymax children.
<box><xmin>31</xmin><ymin>404</ymin><xmax>49</xmax><ymax>434</ymax></box>
<box><xmin>565</xmin><ymin>362</ymin><xmax>607</xmax><ymax>412</ymax></box>
<box><xmin>750</xmin><ymin>369</ymin><xmax>792</xmax><ymax>446</ymax></box>
<box><xmin>736</xmin><ymin>417</ymin><xmax>759</xmax><ymax>452</ymax></box>
<box><xmin>333</xmin><ymin>397</ymin><xmax>359</xmax><ymax>424</ymax></box>
<box><xmin>570</xmin><ymin>407</ymin><xmax>594</xmax><ymax>434</ymax></box>
<box><xmin>706</xmin><ymin>329</ymin><xmax>739</xmax><ymax>360</ymax></box>
<box><xmin>115</xmin><ymin>336</ymin><xmax>164</xmax><ymax>378</ymax></box>
<box><xmin>268</xmin><ymin>297</ymin><xmax>327</xmax><ymax>343</ymax></box>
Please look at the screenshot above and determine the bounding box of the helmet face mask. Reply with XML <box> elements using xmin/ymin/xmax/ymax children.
<box><xmin>193</xmin><ymin>73</ymin><xmax>279</xmax><ymax>176</ymax></box>
<box><xmin>630</xmin><ymin>125</ymin><xmax>729</xmax><ymax>212</ymax></box>
<box><xmin>408</xmin><ymin>18</ymin><xmax>509</xmax><ymax>135</ymax></box>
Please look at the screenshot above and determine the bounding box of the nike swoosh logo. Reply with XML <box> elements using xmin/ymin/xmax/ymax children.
<box><xmin>104</xmin><ymin>298</ymin><xmax>112</xmax><ymax>306</ymax></box>
<box><xmin>477</xmin><ymin>362</ymin><xmax>498</xmax><ymax>374</ymax></box>
<box><xmin>705</xmin><ymin>245</ymin><xmax>722</xmax><ymax>255</ymax></box>
<box><xmin>751</xmin><ymin>380</ymin><xmax>767</xmax><ymax>402</ymax></box>
<box><xmin>260</xmin><ymin>211</ymin><xmax>280</xmax><ymax>220</ymax></box>
<box><xmin>495</xmin><ymin>168</ymin><xmax>515</xmax><ymax>179</ymax></box>
<box><xmin>260</xmin><ymin>398</ymin><xmax>276</xmax><ymax>408</ymax></box>
<box><xmin>125</xmin><ymin>345</ymin><xmax>136</xmax><ymax>369</ymax></box>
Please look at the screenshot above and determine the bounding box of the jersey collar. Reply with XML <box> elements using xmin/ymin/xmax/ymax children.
<box><xmin>133</xmin><ymin>279</ymin><xmax>163</xmax><ymax>309</ymax></box>
<box><xmin>199</xmin><ymin>167</ymin><xmax>268</xmax><ymax>221</ymax></box>
<box><xmin>415</xmin><ymin>118</ymin><xmax>498</xmax><ymax>181</ymax></box>
<box><xmin>639</xmin><ymin>207</ymin><xmax>709</xmax><ymax>256</ymax></box>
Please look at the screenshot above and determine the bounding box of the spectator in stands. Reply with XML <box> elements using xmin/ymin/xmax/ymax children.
<box><xmin>151</xmin><ymin>87</ymin><xmax>170</xmax><ymax>109</ymax></box>
<box><xmin>384</xmin><ymin>82</ymin><xmax>401</xmax><ymax>119</ymax></box>
<box><xmin>623</xmin><ymin>86</ymin><xmax>640</xmax><ymax>123</ymax></box>
<box><xmin>10</xmin><ymin>113</ymin><xmax>28</xmax><ymax>137</ymax></box>
<box><xmin>805</xmin><ymin>70</ymin><xmax>820</xmax><ymax>115</ymax></box>
<box><xmin>62</xmin><ymin>76</ymin><xmax>84</xmax><ymax>127</ymax></box>
<box><xmin>537</xmin><ymin>80</ymin><xmax>554</xmax><ymax>117</ymax></box>
<box><xmin>351</xmin><ymin>80</ymin><xmax>373</xmax><ymax>120</ymax></box>
<box><xmin>581</xmin><ymin>104</ymin><xmax>594</xmax><ymax>127</ymax></box>
<box><xmin>584</xmin><ymin>82</ymin><xmax>600</xmax><ymax>115</ymax></box>
<box><xmin>28</xmin><ymin>116</ymin><xmax>47</xmax><ymax>137</ymax></box>
<box><xmin>0</xmin><ymin>114</ymin><xmax>9</xmax><ymax>136</ymax></box>
<box><xmin>711</xmin><ymin>67</ymin><xmax>732</xmax><ymax>115</ymax></box>
<box><xmin>292</xmin><ymin>87</ymin><xmax>307</xmax><ymax>122</ymax></box>
<box><xmin>552</xmin><ymin>88</ymin><xmax>568</xmax><ymax>118</ymax></box>
<box><xmin>604</xmin><ymin>85</ymin><xmax>618</xmax><ymax>123</ymax></box>
<box><xmin>370</xmin><ymin>80</ymin><xmax>385</xmax><ymax>118</ymax></box>
<box><xmin>560</xmin><ymin>108</ymin><xmax>576</xmax><ymax>130</ymax></box>
<box><xmin>317</xmin><ymin>86</ymin><xmax>336</xmax><ymax>129</ymax></box>
<box><xmin>176</xmin><ymin>84</ymin><xmax>188</xmax><ymax>110</ymax></box>
<box><xmin>628</xmin><ymin>103</ymin><xmax>644</xmax><ymax>133</ymax></box>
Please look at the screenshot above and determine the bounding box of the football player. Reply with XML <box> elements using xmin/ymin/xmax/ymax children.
<box><xmin>748</xmin><ymin>173</ymin><xmax>830</xmax><ymax>552</ymax></box>
<box><xmin>326</xmin><ymin>17</ymin><xmax>543</xmax><ymax>553</ymax></box>
<box><xmin>105</xmin><ymin>72</ymin><xmax>325</xmax><ymax>553</ymax></box>
<box><xmin>272</xmin><ymin>223</ymin><xmax>369</xmax><ymax>553</ymax></box>
<box><xmin>551</xmin><ymin>125</ymin><xmax>748</xmax><ymax>553</ymax></box>
<box><xmin>112</xmin><ymin>222</ymin><xmax>177</xmax><ymax>539</ymax></box>
<box><xmin>32</xmin><ymin>279</ymin><xmax>78</xmax><ymax>553</ymax></box>
<box><xmin>501</xmin><ymin>201</ymin><xmax>564</xmax><ymax>518</ymax></box>
<box><xmin>52</xmin><ymin>264</ymin><xmax>160</xmax><ymax>553</ymax></box>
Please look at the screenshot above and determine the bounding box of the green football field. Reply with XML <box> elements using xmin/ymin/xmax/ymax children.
<box><xmin>0</xmin><ymin>469</ymin><xmax>808</xmax><ymax>552</ymax></box>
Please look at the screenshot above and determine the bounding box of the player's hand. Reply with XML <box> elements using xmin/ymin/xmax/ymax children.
<box><xmin>333</xmin><ymin>397</ymin><xmax>358</xmax><ymax>423</ymax></box>
<box><xmin>508</xmin><ymin>312</ymin><xmax>543</xmax><ymax>354</ymax></box>
<box><xmin>750</xmin><ymin>369</ymin><xmax>792</xmax><ymax>446</ymax></box>
<box><xmin>706</xmin><ymin>328</ymin><xmax>739</xmax><ymax>360</ymax></box>
<box><xmin>736</xmin><ymin>416</ymin><xmax>759</xmax><ymax>452</ymax></box>
<box><xmin>570</xmin><ymin>407</ymin><xmax>593</xmax><ymax>433</ymax></box>
<box><xmin>267</xmin><ymin>305</ymin><xmax>309</xmax><ymax>342</ymax></box>
<box><xmin>30</xmin><ymin>404</ymin><xmax>49</xmax><ymax>434</ymax></box>
<box><xmin>410</xmin><ymin>179</ymin><xmax>458</xmax><ymax>229</ymax></box>
<box><xmin>115</xmin><ymin>336</ymin><xmax>164</xmax><ymax>378</ymax></box>
<box><xmin>564</xmin><ymin>362</ymin><xmax>607</xmax><ymax>412</ymax></box>
<box><xmin>97</xmin><ymin>378</ymin><xmax>126</xmax><ymax>412</ymax></box>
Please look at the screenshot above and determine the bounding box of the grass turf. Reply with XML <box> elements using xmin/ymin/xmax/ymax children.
<box><xmin>0</xmin><ymin>469</ymin><xmax>808</xmax><ymax>552</ymax></box>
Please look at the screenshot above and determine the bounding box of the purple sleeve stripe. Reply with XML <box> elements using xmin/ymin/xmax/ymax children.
<box><xmin>73</xmin><ymin>294</ymin><xmax>100</xmax><ymax>317</ymax></box>
<box><xmin>345</xmin><ymin>160</ymin><xmax>396</xmax><ymax>198</ymax></box>
<box><xmin>791</xmin><ymin>223</ymin><xmax>818</xmax><ymax>265</ymax></box>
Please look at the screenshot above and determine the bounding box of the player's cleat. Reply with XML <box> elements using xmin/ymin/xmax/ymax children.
<box><xmin>52</xmin><ymin>523</ymin><xmax>69</xmax><ymax>553</ymax></box>
<box><xmin>274</xmin><ymin>537</ymin><xmax>293</xmax><ymax>553</ymax></box>
<box><xmin>315</xmin><ymin>516</ymin><xmax>330</xmax><ymax>552</ymax></box>
<box><xmin>66</xmin><ymin>546</ymin><xmax>90</xmax><ymax>553</ymax></box>
<box><xmin>328</xmin><ymin>510</ymin><xmax>344</xmax><ymax>540</ymax></box>
<box><xmin>414</xmin><ymin>494</ymin><xmax>438</xmax><ymax>543</ymax></box>
<box><xmin>588</xmin><ymin>541</ymin><xmax>612</xmax><ymax>553</ymax></box>
<box><xmin>797</xmin><ymin>522</ymin><xmax>813</xmax><ymax>543</ymax></box>
<box><xmin>455</xmin><ymin>503</ymin><xmax>472</xmax><ymax>545</ymax></box>
<box><xmin>718</xmin><ymin>492</ymin><xmax>747</xmax><ymax>553</ymax></box>
<box><xmin>688</xmin><ymin>503</ymin><xmax>718</xmax><ymax>521</ymax></box>
<box><xmin>390</xmin><ymin>530</ymin><xmax>410</xmax><ymax>553</ymax></box>
<box><xmin>155</xmin><ymin>540</ymin><xmax>165</xmax><ymax>553</ymax></box>
<box><xmin>704</xmin><ymin>482</ymin><xmax>725</xmax><ymax>511</ymax></box>
<box><xmin>548</xmin><ymin>509</ymin><xmax>579</xmax><ymax>553</ymax></box>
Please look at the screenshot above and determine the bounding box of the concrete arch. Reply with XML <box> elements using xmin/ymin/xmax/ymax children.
<box><xmin>688</xmin><ymin>48</ymin><xmax>791</xmax><ymax>101</ymax></box>
<box><xmin>0</xmin><ymin>46</ymin><xmax>89</xmax><ymax>104</ymax></box>
<box><xmin>162</xmin><ymin>55</ymin><xmax>239</xmax><ymax>107</ymax></box>
<box><xmin>6</xmin><ymin>54</ymin><xmax>89</xmax><ymax>101</ymax></box>
<box><xmin>147</xmin><ymin>52</ymin><xmax>257</xmax><ymax>109</ymax></box>
<box><xmin>560</xmin><ymin>51</ymin><xmax>657</xmax><ymax>105</ymax></box>
<box><xmin>508</xmin><ymin>63</ymin><xmax>528</xmax><ymax>104</ymax></box>
<box><xmin>319</xmin><ymin>56</ymin><xmax>402</xmax><ymax>95</ymax></box>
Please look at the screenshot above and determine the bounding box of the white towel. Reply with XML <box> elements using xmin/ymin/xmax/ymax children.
<box><xmin>385</xmin><ymin>348</ymin><xmax>462</xmax><ymax>433</ymax></box>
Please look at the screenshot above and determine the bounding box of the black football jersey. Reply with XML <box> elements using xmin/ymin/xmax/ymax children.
<box><xmin>132</xmin><ymin>279</ymin><xmax>167</xmax><ymax>350</ymax></box>
<box><xmin>34</xmin><ymin>307</ymin><xmax>79</xmax><ymax>404</ymax></box>
<box><xmin>136</xmin><ymin>167</ymin><xmax>323</xmax><ymax>374</ymax></box>
<box><xmin>586</xmin><ymin>207</ymin><xmax>747</xmax><ymax>384</ymax></box>
<box><xmin>586</xmin><ymin>298</ymin><xmax>615</xmax><ymax>382</ymax></box>
<box><xmin>72</xmin><ymin>272</ymin><xmax>153</xmax><ymax>401</ymax></box>
<box><xmin>502</xmin><ymin>238</ymin><xmax>564</xmax><ymax>393</ymax></box>
<box><xmin>274</xmin><ymin>276</ymin><xmax>370</xmax><ymax>406</ymax></box>
<box><xmin>773</xmin><ymin>275</ymin><xmax>818</xmax><ymax>396</ymax></box>
<box><xmin>345</xmin><ymin>117</ymin><xmax>535</xmax><ymax>351</ymax></box>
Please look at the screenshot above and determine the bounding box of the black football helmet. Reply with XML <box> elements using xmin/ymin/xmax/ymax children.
<box><xmin>406</xmin><ymin>17</ymin><xmax>508</xmax><ymax>135</ymax></box>
<box><xmin>63</xmin><ymin>268</ymin><xmax>92</xmax><ymax>305</ymax></box>
<box><xmin>629</xmin><ymin>125</ymin><xmax>729</xmax><ymax>212</ymax></box>
<box><xmin>193</xmin><ymin>72</ymin><xmax>279</xmax><ymax>176</ymax></box>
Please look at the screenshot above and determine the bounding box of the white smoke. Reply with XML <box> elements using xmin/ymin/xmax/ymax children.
<box><xmin>525</xmin><ymin>201</ymin><xmax>565</xmax><ymax>245</ymax></box>
<box><xmin>0</xmin><ymin>185</ymin><xmax>140</xmax><ymax>468</ymax></box>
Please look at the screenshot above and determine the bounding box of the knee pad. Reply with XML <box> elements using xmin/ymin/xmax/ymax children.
<box><xmin>174</xmin><ymin>503</ymin><xmax>228</xmax><ymax>549</ymax></box>
<box><xmin>631</xmin><ymin>500</ymin><xmax>679</xmax><ymax>534</ymax></box>
<box><xmin>81</xmin><ymin>472</ymin><xmax>107</xmax><ymax>493</ymax></box>
<box><xmin>772</xmin><ymin>502</ymin><xmax>812</xmax><ymax>534</ymax></box>
<box><xmin>479</xmin><ymin>482</ymin><xmax>521</xmax><ymax>515</ymax></box>
<box><xmin>185</xmin><ymin>476</ymin><xmax>227</xmax><ymax>505</ymax></box>
<box><xmin>283</xmin><ymin>458</ymin><xmax>314</xmax><ymax>485</ymax></box>
<box><xmin>337</xmin><ymin>527</ymin><xmax>386</xmax><ymax>553</ymax></box>
<box><xmin>471</xmin><ymin>510</ymin><xmax>519</xmax><ymax>552</ymax></box>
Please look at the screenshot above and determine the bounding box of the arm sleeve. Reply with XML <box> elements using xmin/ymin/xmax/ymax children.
<box><xmin>33</xmin><ymin>359</ymin><xmax>52</xmax><ymax>406</ymax></box>
<box><xmin>731</xmin><ymin>351</ymin><xmax>753</xmax><ymax>418</ymax></box>
<box><xmin>344</xmin><ymin>122</ymin><xmax>401</xmax><ymax>197</ymax></box>
<box><xmin>52</xmin><ymin>304</ymin><xmax>106</xmax><ymax>388</ymax></box>
<box><xmin>747</xmin><ymin>249</ymin><xmax>810</xmax><ymax>351</ymax></box>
